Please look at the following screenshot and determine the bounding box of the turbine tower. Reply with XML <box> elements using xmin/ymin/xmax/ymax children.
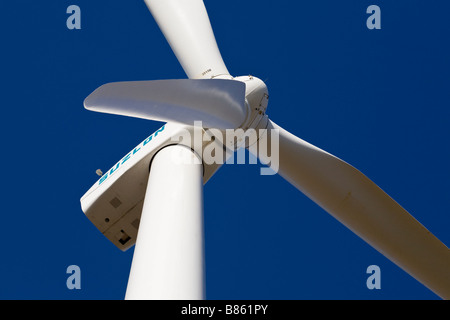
<box><xmin>80</xmin><ymin>0</ymin><xmax>450</xmax><ymax>300</ymax></box>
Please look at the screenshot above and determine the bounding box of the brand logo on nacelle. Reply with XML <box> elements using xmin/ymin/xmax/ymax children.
<box><xmin>98</xmin><ymin>125</ymin><xmax>166</xmax><ymax>185</ymax></box>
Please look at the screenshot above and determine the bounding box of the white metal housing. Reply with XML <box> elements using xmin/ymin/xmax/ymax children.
<box><xmin>80</xmin><ymin>123</ymin><xmax>222</xmax><ymax>250</ymax></box>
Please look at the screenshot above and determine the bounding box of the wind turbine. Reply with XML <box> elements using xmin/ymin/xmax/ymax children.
<box><xmin>80</xmin><ymin>0</ymin><xmax>450</xmax><ymax>300</ymax></box>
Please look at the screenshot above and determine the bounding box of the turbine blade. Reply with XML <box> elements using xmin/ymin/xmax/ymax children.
<box><xmin>144</xmin><ymin>0</ymin><xmax>230</xmax><ymax>79</ymax></box>
<box><xmin>257</xmin><ymin>119</ymin><xmax>450</xmax><ymax>299</ymax></box>
<box><xmin>84</xmin><ymin>79</ymin><xmax>247</xmax><ymax>130</ymax></box>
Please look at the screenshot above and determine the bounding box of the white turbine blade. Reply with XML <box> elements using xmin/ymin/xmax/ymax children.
<box><xmin>144</xmin><ymin>0</ymin><xmax>230</xmax><ymax>79</ymax></box>
<box><xmin>84</xmin><ymin>79</ymin><xmax>247</xmax><ymax>130</ymax></box>
<box><xmin>258</xmin><ymin>119</ymin><xmax>450</xmax><ymax>299</ymax></box>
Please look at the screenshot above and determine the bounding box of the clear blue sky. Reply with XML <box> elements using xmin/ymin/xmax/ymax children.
<box><xmin>1</xmin><ymin>0</ymin><xmax>449</xmax><ymax>299</ymax></box>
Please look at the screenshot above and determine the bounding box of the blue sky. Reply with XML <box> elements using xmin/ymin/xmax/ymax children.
<box><xmin>1</xmin><ymin>1</ymin><xmax>449</xmax><ymax>299</ymax></box>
